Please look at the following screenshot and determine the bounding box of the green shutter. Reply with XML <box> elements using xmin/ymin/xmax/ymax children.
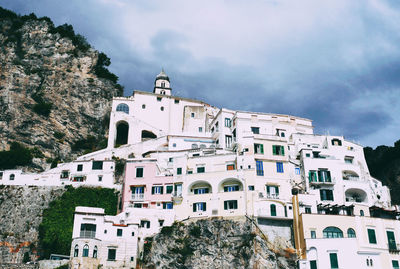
<box><xmin>260</xmin><ymin>144</ymin><xmax>264</xmax><ymax>154</ymax></box>
<box><xmin>275</xmin><ymin>187</ymin><xmax>279</xmax><ymax>195</ymax></box>
<box><xmin>193</xmin><ymin>203</ymin><xmax>197</xmax><ymax>212</ymax></box>
<box><xmin>254</xmin><ymin>144</ymin><xmax>257</xmax><ymax>153</ymax></box>
<box><xmin>368</xmin><ymin>229</ymin><xmax>377</xmax><ymax>244</ymax></box>
<box><xmin>273</xmin><ymin>145</ymin><xmax>277</xmax><ymax>155</ymax></box>
<box><xmin>151</xmin><ymin>187</ymin><xmax>155</xmax><ymax>194</ymax></box>
<box><xmin>309</xmin><ymin>171</ymin><xmax>312</xmax><ymax>182</ymax></box>
<box><xmin>160</xmin><ymin>186</ymin><xmax>164</xmax><ymax>194</ymax></box>
<box><xmin>204</xmin><ymin>203</ymin><xmax>207</xmax><ymax>211</ymax></box>
<box><xmin>329</xmin><ymin>253</ymin><xmax>338</xmax><ymax>269</ymax></box>
<box><xmin>266</xmin><ymin>186</ymin><xmax>270</xmax><ymax>194</ymax></box>
<box><xmin>224</xmin><ymin>201</ymin><xmax>227</xmax><ymax>210</ymax></box>
<box><xmin>281</xmin><ymin>146</ymin><xmax>285</xmax><ymax>156</ymax></box>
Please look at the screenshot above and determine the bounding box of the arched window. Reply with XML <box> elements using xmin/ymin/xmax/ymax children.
<box><xmin>347</xmin><ymin>228</ymin><xmax>356</xmax><ymax>238</ymax></box>
<box><xmin>82</xmin><ymin>244</ymin><xmax>89</xmax><ymax>257</ymax></box>
<box><xmin>280</xmin><ymin>132</ymin><xmax>285</xmax><ymax>137</ymax></box>
<box><xmin>161</xmin><ymin>82</ymin><xmax>165</xmax><ymax>88</ymax></box>
<box><xmin>116</xmin><ymin>103</ymin><xmax>129</xmax><ymax>114</ymax></box>
<box><xmin>200</xmin><ymin>144</ymin><xmax>206</xmax><ymax>149</ymax></box>
<box><xmin>93</xmin><ymin>246</ymin><xmax>98</xmax><ymax>258</ymax></box>
<box><xmin>360</xmin><ymin>210</ymin><xmax>364</xmax><ymax>216</ymax></box>
<box><xmin>74</xmin><ymin>245</ymin><xmax>79</xmax><ymax>257</ymax></box>
<box><xmin>331</xmin><ymin>138</ymin><xmax>342</xmax><ymax>146</ymax></box>
<box><xmin>191</xmin><ymin>144</ymin><xmax>198</xmax><ymax>149</ymax></box>
<box><xmin>9</xmin><ymin>174</ymin><xmax>15</xmax><ymax>180</ymax></box>
<box><xmin>323</xmin><ymin>227</ymin><xmax>343</xmax><ymax>238</ymax></box>
<box><xmin>270</xmin><ymin>204</ymin><xmax>277</xmax><ymax>216</ymax></box>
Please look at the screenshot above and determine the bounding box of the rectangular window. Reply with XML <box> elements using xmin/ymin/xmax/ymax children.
<box><xmin>98</xmin><ymin>175</ymin><xmax>103</xmax><ymax>182</ymax></box>
<box><xmin>174</xmin><ymin>99</ymin><xmax>179</xmax><ymax>104</ymax></box>
<box><xmin>388</xmin><ymin>230</ymin><xmax>397</xmax><ymax>250</ymax></box>
<box><xmin>80</xmin><ymin>223</ymin><xmax>97</xmax><ymax>238</ymax></box>
<box><xmin>310</xmin><ymin>260</ymin><xmax>317</xmax><ymax>269</ymax></box>
<box><xmin>251</xmin><ymin>127</ymin><xmax>260</xmax><ymax>134</ymax></box>
<box><xmin>272</xmin><ymin>145</ymin><xmax>285</xmax><ymax>156</ymax></box>
<box><xmin>311</xmin><ymin>230</ymin><xmax>316</xmax><ymax>239</ymax></box>
<box><xmin>107</xmin><ymin>249</ymin><xmax>116</xmax><ymax>261</ymax></box>
<box><xmin>163</xmin><ymin>202</ymin><xmax>173</xmax><ymax>209</ymax></box>
<box><xmin>166</xmin><ymin>185</ymin><xmax>173</xmax><ymax>194</ymax></box>
<box><xmin>224</xmin><ymin>200</ymin><xmax>238</xmax><ymax>210</ymax></box>
<box><xmin>309</xmin><ymin>171</ymin><xmax>318</xmax><ymax>182</ymax></box>
<box><xmin>266</xmin><ymin>185</ymin><xmax>279</xmax><ymax>198</ymax></box>
<box><xmin>276</xmin><ymin>162</ymin><xmax>284</xmax><ymax>173</ymax></box>
<box><xmin>248</xmin><ymin>185</ymin><xmax>255</xmax><ymax>191</ymax></box>
<box><xmin>136</xmin><ymin>167</ymin><xmax>144</xmax><ymax>178</ymax></box>
<box><xmin>256</xmin><ymin>160</ymin><xmax>264</xmax><ymax>176</ymax></box>
<box><xmin>140</xmin><ymin>220</ymin><xmax>150</xmax><ymax>228</ymax></box>
<box><xmin>191</xmin><ymin>112</ymin><xmax>195</xmax><ymax>118</ymax></box>
<box><xmin>92</xmin><ymin>161</ymin><xmax>103</xmax><ymax>170</ymax></box>
<box><xmin>152</xmin><ymin>186</ymin><xmax>163</xmax><ymax>195</ymax></box>
<box><xmin>198</xmin><ymin>127</ymin><xmax>203</xmax><ymax>132</ymax></box>
<box><xmin>393</xmin><ymin>260</ymin><xmax>400</xmax><ymax>269</ymax></box>
<box><xmin>177</xmin><ymin>167</ymin><xmax>182</xmax><ymax>175</ymax></box>
<box><xmin>117</xmin><ymin>228</ymin><xmax>122</xmax><ymax>237</ymax></box>
<box><xmin>224</xmin><ymin>118</ymin><xmax>231</xmax><ymax>127</ymax></box>
<box><xmin>320</xmin><ymin>189</ymin><xmax>334</xmax><ymax>201</ymax></box>
<box><xmin>0</xmin><ymin>172</ymin><xmax>3</xmax><ymax>180</ymax></box>
<box><xmin>318</xmin><ymin>170</ymin><xmax>332</xmax><ymax>182</ymax></box>
<box><xmin>157</xmin><ymin>97</ymin><xmax>162</xmax><ymax>102</ymax></box>
<box><xmin>225</xmin><ymin>135</ymin><xmax>233</xmax><ymax>148</ymax></box>
<box><xmin>226</xmin><ymin>164</ymin><xmax>235</xmax><ymax>170</ymax></box>
<box><xmin>193</xmin><ymin>202</ymin><xmax>207</xmax><ymax>212</ymax></box>
<box><xmin>194</xmin><ymin>188</ymin><xmax>209</xmax><ymax>194</ymax></box>
<box><xmin>368</xmin><ymin>229</ymin><xmax>377</xmax><ymax>244</ymax></box>
<box><xmin>295</xmin><ymin>167</ymin><xmax>301</xmax><ymax>175</ymax></box>
<box><xmin>60</xmin><ymin>170</ymin><xmax>69</xmax><ymax>179</ymax></box>
<box><xmin>345</xmin><ymin>157</ymin><xmax>353</xmax><ymax>164</ymax></box>
<box><xmin>77</xmin><ymin>164</ymin><xmax>83</xmax><ymax>172</ymax></box>
<box><xmin>254</xmin><ymin>143</ymin><xmax>264</xmax><ymax>154</ymax></box>
<box><xmin>329</xmin><ymin>253</ymin><xmax>339</xmax><ymax>269</ymax></box>
<box><xmin>224</xmin><ymin>185</ymin><xmax>239</xmax><ymax>192</ymax></box>
<box><xmin>305</xmin><ymin>207</ymin><xmax>312</xmax><ymax>214</ymax></box>
<box><xmin>197</xmin><ymin>167</ymin><xmax>205</xmax><ymax>173</ymax></box>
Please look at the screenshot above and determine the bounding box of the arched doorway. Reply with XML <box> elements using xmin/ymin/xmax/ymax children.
<box><xmin>141</xmin><ymin>130</ymin><xmax>157</xmax><ymax>141</ymax></box>
<box><xmin>115</xmin><ymin>121</ymin><xmax>129</xmax><ymax>147</ymax></box>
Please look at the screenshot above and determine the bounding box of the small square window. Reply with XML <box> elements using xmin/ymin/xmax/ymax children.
<box><xmin>199</xmin><ymin>127</ymin><xmax>203</xmax><ymax>132</ymax></box>
<box><xmin>226</xmin><ymin>164</ymin><xmax>235</xmax><ymax>171</ymax></box>
<box><xmin>92</xmin><ymin>161</ymin><xmax>103</xmax><ymax>170</ymax></box>
<box><xmin>131</xmin><ymin>231</ymin><xmax>135</xmax><ymax>236</ymax></box>
<box><xmin>248</xmin><ymin>185</ymin><xmax>254</xmax><ymax>191</ymax></box>
<box><xmin>191</xmin><ymin>113</ymin><xmax>195</xmax><ymax>118</ymax></box>
<box><xmin>173</xmin><ymin>143</ymin><xmax>177</xmax><ymax>147</ymax></box>
<box><xmin>142</xmin><ymin>104</ymin><xmax>146</xmax><ymax>109</ymax></box>
<box><xmin>166</xmin><ymin>185</ymin><xmax>173</xmax><ymax>194</ymax></box>
<box><xmin>98</xmin><ymin>175</ymin><xmax>103</xmax><ymax>182</ymax></box>
<box><xmin>174</xmin><ymin>99</ymin><xmax>179</xmax><ymax>104</ymax></box>
<box><xmin>157</xmin><ymin>97</ymin><xmax>162</xmax><ymax>102</ymax></box>
<box><xmin>104</xmin><ymin>229</ymin><xmax>107</xmax><ymax>234</ymax></box>
<box><xmin>251</xmin><ymin>127</ymin><xmax>260</xmax><ymax>134</ymax></box>
<box><xmin>160</xmin><ymin>106</ymin><xmax>164</xmax><ymax>111</ymax></box>
<box><xmin>107</xmin><ymin>249</ymin><xmax>116</xmax><ymax>261</ymax></box>
<box><xmin>197</xmin><ymin>167</ymin><xmax>205</xmax><ymax>173</ymax></box>
<box><xmin>306</xmin><ymin>153</ymin><xmax>311</xmax><ymax>157</ymax></box>
<box><xmin>77</xmin><ymin>164</ymin><xmax>83</xmax><ymax>171</ymax></box>
<box><xmin>177</xmin><ymin>168</ymin><xmax>182</xmax><ymax>175</ymax></box>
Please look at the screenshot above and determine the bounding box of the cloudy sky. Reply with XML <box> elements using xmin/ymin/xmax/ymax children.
<box><xmin>3</xmin><ymin>0</ymin><xmax>400</xmax><ymax>147</ymax></box>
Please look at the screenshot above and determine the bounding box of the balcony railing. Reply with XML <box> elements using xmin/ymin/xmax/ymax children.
<box><xmin>80</xmin><ymin>230</ymin><xmax>96</xmax><ymax>238</ymax></box>
<box><xmin>309</xmin><ymin>178</ymin><xmax>335</xmax><ymax>185</ymax></box>
<box><xmin>388</xmin><ymin>243</ymin><xmax>400</xmax><ymax>254</ymax></box>
<box><xmin>131</xmin><ymin>193</ymin><xmax>144</xmax><ymax>201</ymax></box>
<box><xmin>266</xmin><ymin>193</ymin><xmax>279</xmax><ymax>199</ymax></box>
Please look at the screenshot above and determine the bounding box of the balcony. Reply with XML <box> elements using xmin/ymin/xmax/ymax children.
<box><xmin>388</xmin><ymin>243</ymin><xmax>400</xmax><ymax>254</ymax></box>
<box><xmin>131</xmin><ymin>193</ymin><xmax>144</xmax><ymax>201</ymax></box>
<box><xmin>309</xmin><ymin>178</ymin><xmax>336</xmax><ymax>186</ymax></box>
<box><xmin>80</xmin><ymin>230</ymin><xmax>96</xmax><ymax>238</ymax></box>
<box><xmin>266</xmin><ymin>193</ymin><xmax>280</xmax><ymax>199</ymax></box>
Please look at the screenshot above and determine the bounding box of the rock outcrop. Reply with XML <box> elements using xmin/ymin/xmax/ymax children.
<box><xmin>0</xmin><ymin>185</ymin><xmax>65</xmax><ymax>263</ymax></box>
<box><xmin>0</xmin><ymin>8</ymin><xmax>122</xmax><ymax>171</ymax></box>
<box><xmin>142</xmin><ymin>217</ymin><xmax>297</xmax><ymax>269</ymax></box>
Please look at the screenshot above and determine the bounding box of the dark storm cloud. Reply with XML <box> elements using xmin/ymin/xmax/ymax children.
<box><xmin>2</xmin><ymin>0</ymin><xmax>400</xmax><ymax>147</ymax></box>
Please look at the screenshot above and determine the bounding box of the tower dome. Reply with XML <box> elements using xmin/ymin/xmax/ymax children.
<box><xmin>153</xmin><ymin>69</ymin><xmax>172</xmax><ymax>95</ymax></box>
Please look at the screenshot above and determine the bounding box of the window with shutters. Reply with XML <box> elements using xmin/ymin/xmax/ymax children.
<box><xmin>92</xmin><ymin>161</ymin><xmax>103</xmax><ymax>170</ymax></box>
<box><xmin>225</xmin><ymin>135</ymin><xmax>233</xmax><ymax>148</ymax></box>
<box><xmin>256</xmin><ymin>160</ymin><xmax>264</xmax><ymax>176</ymax></box>
<box><xmin>166</xmin><ymin>185</ymin><xmax>173</xmax><ymax>194</ymax></box>
<box><xmin>152</xmin><ymin>185</ymin><xmax>163</xmax><ymax>195</ymax></box>
<box><xmin>224</xmin><ymin>200</ymin><xmax>238</xmax><ymax>210</ymax></box>
<box><xmin>140</xmin><ymin>220</ymin><xmax>150</xmax><ymax>228</ymax></box>
<box><xmin>107</xmin><ymin>248</ymin><xmax>116</xmax><ymax>261</ymax></box>
<box><xmin>329</xmin><ymin>253</ymin><xmax>339</xmax><ymax>269</ymax></box>
<box><xmin>177</xmin><ymin>167</ymin><xmax>182</xmax><ymax>175</ymax></box>
<box><xmin>295</xmin><ymin>167</ymin><xmax>301</xmax><ymax>175</ymax></box>
<box><xmin>272</xmin><ymin>145</ymin><xmax>285</xmax><ymax>156</ymax></box>
<box><xmin>368</xmin><ymin>229</ymin><xmax>377</xmax><ymax>244</ymax></box>
<box><xmin>117</xmin><ymin>229</ymin><xmax>122</xmax><ymax>237</ymax></box>
<box><xmin>320</xmin><ymin>189</ymin><xmax>334</xmax><ymax>201</ymax></box>
<box><xmin>193</xmin><ymin>202</ymin><xmax>206</xmax><ymax>212</ymax></box>
<box><xmin>266</xmin><ymin>185</ymin><xmax>279</xmax><ymax>199</ymax></box>
<box><xmin>224</xmin><ymin>118</ymin><xmax>231</xmax><ymax>127</ymax></box>
<box><xmin>254</xmin><ymin>144</ymin><xmax>264</xmax><ymax>154</ymax></box>
<box><xmin>270</xmin><ymin>204</ymin><xmax>277</xmax><ymax>216</ymax></box>
<box><xmin>251</xmin><ymin>127</ymin><xmax>260</xmax><ymax>134</ymax></box>
<box><xmin>393</xmin><ymin>260</ymin><xmax>400</xmax><ymax>269</ymax></box>
<box><xmin>194</xmin><ymin>188</ymin><xmax>209</xmax><ymax>194</ymax></box>
<box><xmin>163</xmin><ymin>202</ymin><xmax>173</xmax><ymax>209</ymax></box>
<box><xmin>197</xmin><ymin>166</ymin><xmax>205</xmax><ymax>173</ymax></box>
<box><xmin>136</xmin><ymin>167</ymin><xmax>144</xmax><ymax>178</ymax></box>
<box><xmin>310</xmin><ymin>260</ymin><xmax>317</xmax><ymax>269</ymax></box>
<box><xmin>276</xmin><ymin>162</ymin><xmax>284</xmax><ymax>173</ymax></box>
<box><xmin>317</xmin><ymin>170</ymin><xmax>332</xmax><ymax>182</ymax></box>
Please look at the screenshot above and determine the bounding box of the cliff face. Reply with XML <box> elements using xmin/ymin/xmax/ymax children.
<box><xmin>0</xmin><ymin>185</ymin><xmax>65</xmax><ymax>263</ymax></box>
<box><xmin>0</xmin><ymin>9</ymin><xmax>122</xmax><ymax>171</ymax></box>
<box><xmin>142</xmin><ymin>218</ymin><xmax>297</xmax><ymax>269</ymax></box>
<box><xmin>364</xmin><ymin>141</ymin><xmax>400</xmax><ymax>205</ymax></box>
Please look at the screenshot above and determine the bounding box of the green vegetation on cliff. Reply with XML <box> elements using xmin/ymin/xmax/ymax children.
<box><xmin>364</xmin><ymin>139</ymin><xmax>400</xmax><ymax>205</ymax></box>
<box><xmin>0</xmin><ymin>142</ymin><xmax>33</xmax><ymax>169</ymax></box>
<box><xmin>38</xmin><ymin>186</ymin><xmax>118</xmax><ymax>258</ymax></box>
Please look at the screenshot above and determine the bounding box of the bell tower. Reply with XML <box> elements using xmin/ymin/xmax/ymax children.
<box><xmin>154</xmin><ymin>69</ymin><xmax>172</xmax><ymax>96</ymax></box>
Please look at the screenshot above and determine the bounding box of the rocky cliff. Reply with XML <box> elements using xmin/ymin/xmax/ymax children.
<box><xmin>0</xmin><ymin>185</ymin><xmax>65</xmax><ymax>263</ymax></box>
<box><xmin>142</xmin><ymin>218</ymin><xmax>297</xmax><ymax>269</ymax></box>
<box><xmin>0</xmin><ymin>7</ymin><xmax>123</xmax><ymax>171</ymax></box>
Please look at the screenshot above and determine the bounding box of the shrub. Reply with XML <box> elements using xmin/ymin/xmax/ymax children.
<box><xmin>50</xmin><ymin>24</ymin><xmax>90</xmax><ymax>52</ymax></box>
<box><xmin>38</xmin><ymin>186</ymin><xmax>118</xmax><ymax>258</ymax></box>
<box><xmin>33</xmin><ymin>102</ymin><xmax>52</xmax><ymax>117</ymax></box>
<box><xmin>189</xmin><ymin>225</ymin><xmax>201</xmax><ymax>238</ymax></box>
<box><xmin>0</xmin><ymin>142</ymin><xmax>32</xmax><ymax>169</ymax></box>
<box><xmin>93</xmin><ymin>52</ymin><xmax>119</xmax><ymax>83</ymax></box>
<box><xmin>31</xmin><ymin>147</ymin><xmax>44</xmax><ymax>158</ymax></box>
<box><xmin>72</xmin><ymin>135</ymin><xmax>107</xmax><ymax>154</ymax></box>
<box><xmin>160</xmin><ymin>226</ymin><xmax>174</xmax><ymax>236</ymax></box>
<box><xmin>54</xmin><ymin>132</ymin><xmax>66</xmax><ymax>139</ymax></box>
